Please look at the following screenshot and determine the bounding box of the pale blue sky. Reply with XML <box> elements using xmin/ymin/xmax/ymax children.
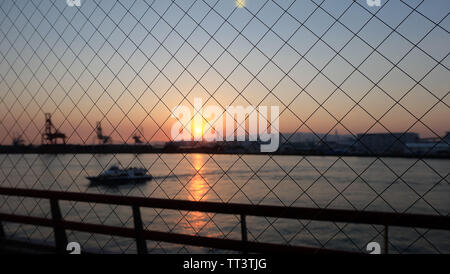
<box><xmin>0</xmin><ymin>0</ymin><xmax>448</xmax><ymax>143</ymax></box>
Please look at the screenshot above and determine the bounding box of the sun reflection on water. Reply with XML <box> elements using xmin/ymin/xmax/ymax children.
<box><xmin>183</xmin><ymin>154</ymin><xmax>214</xmax><ymax>236</ymax></box>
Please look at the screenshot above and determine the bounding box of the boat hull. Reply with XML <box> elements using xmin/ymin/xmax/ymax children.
<box><xmin>87</xmin><ymin>175</ymin><xmax>153</xmax><ymax>185</ymax></box>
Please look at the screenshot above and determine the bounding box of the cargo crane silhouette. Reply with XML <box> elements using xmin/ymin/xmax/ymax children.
<box><xmin>42</xmin><ymin>113</ymin><xmax>66</xmax><ymax>144</ymax></box>
<box><xmin>12</xmin><ymin>133</ymin><xmax>25</xmax><ymax>146</ymax></box>
<box><xmin>132</xmin><ymin>127</ymin><xmax>144</xmax><ymax>144</ymax></box>
<box><xmin>95</xmin><ymin>121</ymin><xmax>112</xmax><ymax>144</ymax></box>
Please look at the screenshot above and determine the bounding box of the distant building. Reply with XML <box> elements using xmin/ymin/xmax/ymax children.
<box><xmin>444</xmin><ymin>132</ymin><xmax>450</xmax><ymax>143</ymax></box>
<box><xmin>356</xmin><ymin>133</ymin><xmax>419</xmax><ymax>155</ymax></box>
<box><xmin>405</xmin><ymin>132</ymin><xmax>450</xmax><ymax>156</ymax></box>
<box><xmin>405</xmin><ymin>142</ymin><xmax>449</xmax><ymax>155</ymax></box>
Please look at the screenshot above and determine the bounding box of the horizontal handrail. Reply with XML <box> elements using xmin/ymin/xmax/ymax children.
<box><xmin>0</xmin><ymin>212</ymin><xmax>348</xmax><ymax>254</ymax></box>
<box><xmin>0</xmin><ymin>187</ymin><xmax>449</xmax><ymax>230</ymax></box>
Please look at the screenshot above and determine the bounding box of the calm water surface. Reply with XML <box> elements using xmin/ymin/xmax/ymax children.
<box><xmin>0</xmin><ymin>154</ymin><xmax>449</xmax><ymax>253</ymax></box>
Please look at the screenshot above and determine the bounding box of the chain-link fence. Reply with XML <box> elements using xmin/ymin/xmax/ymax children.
<box><xmin>0</xmin><ymin>0</ymin><xmax>449</xmax><ymax>254</ymax></box>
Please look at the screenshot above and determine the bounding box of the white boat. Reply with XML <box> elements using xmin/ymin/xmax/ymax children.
<box><xmin>87</xmin><ymin>165</ymin><xmax>152</xmax><ymax>184</ymax></box>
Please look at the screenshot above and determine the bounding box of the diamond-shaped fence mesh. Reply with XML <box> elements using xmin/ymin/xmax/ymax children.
<box><xmin>0</xmin><ymin>0</ymin><xmax>449</xmax><ymax>254</ymax></box>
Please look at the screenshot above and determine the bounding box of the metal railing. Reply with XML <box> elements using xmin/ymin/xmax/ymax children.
<box><xmin>0</xmin><ymin>186</ymin><xmax>449</xmax><ymax>254</ymax></box>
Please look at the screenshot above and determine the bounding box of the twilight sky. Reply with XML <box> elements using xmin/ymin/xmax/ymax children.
<box><xmin>0</xmin><ymin>0</ymin><xmax>448</xmax><ymax>144</ymax></box>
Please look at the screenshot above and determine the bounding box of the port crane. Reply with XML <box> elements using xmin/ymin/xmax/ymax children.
<box><xmin>41</xmin><ymin>113</ymin><xmax>67</xmax><ymax>144</ymax></box>
<box><xmin>12</xmin><ymin>133</ymin><xmax>25</xmax><ymax>146</ymax></box>
<box><xmin>95</xmin><ymin>121</ymin><xmax>112</xmax><ymax>144</ymax></box>
<box><xmin>132</xmin><ymin>127</ymin><xmax>144</xmax><ymax>144</ymax></box>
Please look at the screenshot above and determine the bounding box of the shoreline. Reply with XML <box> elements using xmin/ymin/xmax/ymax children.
<box><xmin>0</xmin><ymin>144</ymin><xmax>449</xmax><ymax>159</ymax></box>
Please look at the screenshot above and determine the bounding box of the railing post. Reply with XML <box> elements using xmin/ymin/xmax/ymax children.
<box><xmin>132</xmin><ymin>205</ymin><xmax>147</xmax><ymax>254</ymax></box>
<box><xmin>384</xmin><ymin>225</ymin><xmax>389</xmax><ymax>254</ymax></box>
<box><xmin>50</xmin><ymin>199</ymin><xmax>68</xmax><ymax>254</ymax></box>
<box><xmin>240</xmin><ymin>214</ymin><xmax>248</xmax><ymax>253</ymax></box>
<box><xmin>0</xmin><ymin>220</ymin><xmax>5</xmax><ymax>238</ymax></box>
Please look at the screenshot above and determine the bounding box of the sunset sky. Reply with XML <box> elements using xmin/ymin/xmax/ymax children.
<box><xmin>0</xmin><ymin>0</ymin><xmax>448</xmax><ymax>144</ymax></box>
